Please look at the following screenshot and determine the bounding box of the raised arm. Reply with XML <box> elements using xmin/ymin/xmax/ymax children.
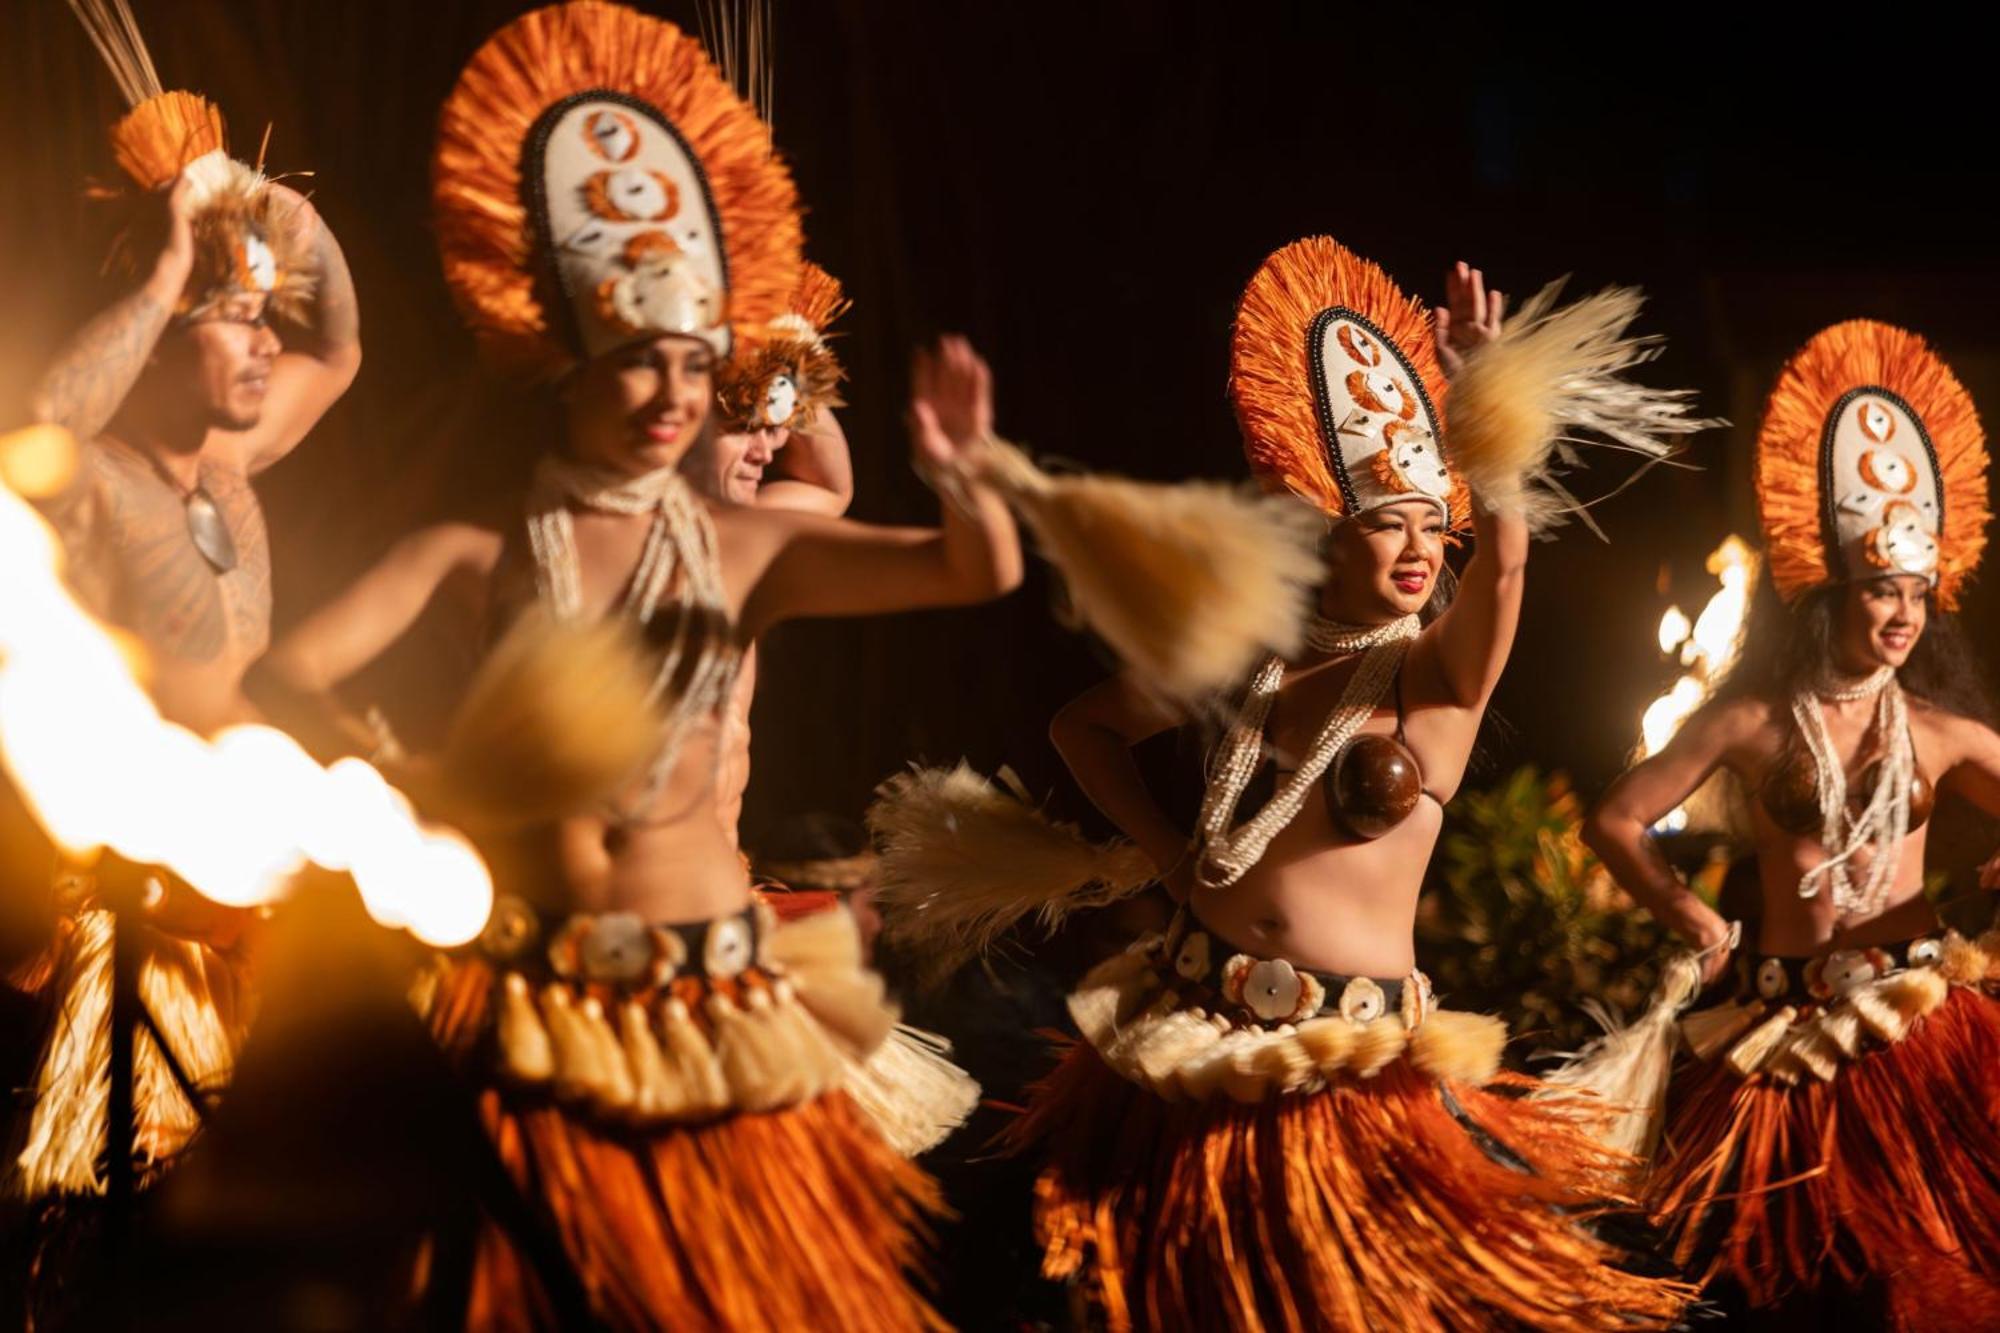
<box><xmin>1582</xmin><ymin>698</ymin><xmax>1758</xmax><ymax>978</ymax></box>
<box><xmin>1940</xmin><ymin>717</ymin><xmax>2000</xmax><ymax>819</ymax></box>
<box><xmin>221</xmin><ymin>185</ymin><xmax>363</xmax><ymax>474</ymax></box>
<box><xmin>756</xmin><ymin>412</ymin><xmax>854</xmax><ymax>516</ymax></box>
<box><xmin>1932</xmin><ymin>717</ymin><xmax>2000</xmax><ymax>891</ymax></box>
<box><xmin>1410</xmin><ymin>262</ymin><xmax>1529</xmax><ymax>709</ymax></box>
<box><xmin>246</xmin><ymin>522</ymin><xmax>500</xmax><ymax>756</ymax></box>
<box><xmin>29</xmin><ymin>176</ymin><xmax>193</xmax><ymax>443</ymax></box>
<box><xmin>1050</xmin><ymin>673</ymin><xmax>1190</xmax><ymax>892</ymax></box>
<box><xmin>737</xmin><ymin>337</ymin><xmax>1022</xmax><ymax>635</ymax></box>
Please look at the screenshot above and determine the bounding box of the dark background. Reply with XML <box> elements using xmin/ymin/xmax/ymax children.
<box><xmin>3</xmin><ymin>1</ymin><xmax>1997</xmax><ymax>877</ymax></box>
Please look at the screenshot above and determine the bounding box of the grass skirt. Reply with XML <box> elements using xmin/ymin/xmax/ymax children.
<box><xmin>1003</xmin><ymin>943</ymin><xmax>1694</xmax><ymax>1331</ymax></box>
<box><xmin>1652</xmin><ymin>982</ymin><xmax>2000</xmax><ymax>1328</ymax></box>
<box><xmin>424</xmin><ymin>917</ymin><xmax>947</xmax><ymax>1332</ymax></box>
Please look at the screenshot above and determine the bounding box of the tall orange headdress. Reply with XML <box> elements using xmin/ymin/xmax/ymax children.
<box><xmin>1755</xmin><ymin>320</ymin><xmax>1989</xmax><ymax>609</ymax></box>
<box><xmin>69</xmin><ymin>1</ymin><xmax>313</xmax><ymax>322</ymax></box>
<box><xmin>715</xmin><ymin>261</ymin><xmax>850</xmax><ymax>432</ymax></box>
<box><xmin>433</xmin><ymin>0</ymin><xmax>802</xmax><ymax>379</ymax></box>
<box><xmin>1230</xmin><ymin>237</ymin><xmax>1467</xmax><ymax>531</ymax></box>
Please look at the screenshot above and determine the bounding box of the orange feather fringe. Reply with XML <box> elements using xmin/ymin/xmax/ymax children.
<box><xmin>109</xmin><ymin>90</ymin><xmax>227</xmax><ymax>190</ymax></box>
<box><xmin>1755</xmin><ymin>319</ymin><xmax>1989</xmax><ymax>608</ymax></box>
<box><xmin>426</xmin><ymin>957</ymin><xmax>946</xmax><ymax>1332</ymax></box>
<box><xmin>715</xmin><ymin>262</ymin><xmax>849</xmax><ymax>432</ymax></box>
<box><xmin>1005</xmin><ymin>1043</ymin><xmax>1693</xmax><ymax>1332</ymax></box>
<box><xmin>433</xmin><ymin>0</ymin><xmax>802</xmax><ymax>378</ymax></box>
<box><xmin>788</xmin><ymin>260</ymin><xmax>851</xmax><ymax>333</ymax></box>
<box><xmin>97</xmin><ymin>90</ymin><xmax>315</xmax><ymax>323</ymax></box>
<box><xmin>1230</xmin><ymin>237</ymin><xmax>1468</xmax><ymax>531</ymax></box>
<box><xmin>1650</xmin><ymin>988</ymin><xmax>2000</xmax><ymax>1328</ymax></box>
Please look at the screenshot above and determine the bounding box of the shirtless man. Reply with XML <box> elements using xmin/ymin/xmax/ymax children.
<box><xmin>682</xmin><ymin>401</ymin><xmax>854</xmax><ymax>841</ymax></box>
<box><xmin>30</xmin><ymin>171</ymin><xmax>360</xmax><ymax>732</ymax></box>
<box><xmin>3</xmin><ymin>130</ymin><xmax>362</xmax><ymax>1326</ymax></box>
<box><xmin>682</xmin><ymin>271</ymin><xmax>856</xmax><ymax>844</ymax></box>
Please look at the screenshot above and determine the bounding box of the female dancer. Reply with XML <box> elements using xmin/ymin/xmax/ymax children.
<box><xmin>260</xmin><ymin>4</ymin><xmax>1018</xmax><ymax>1327</ymax></box>
<box><xmin>1584</xmin><ymin>319</ymin><xmax>2000</xmax><ymax>1326</ymax></box>
<box><xmin>998</xmin><ymin>238</ymin><xmax>1706</xmax><ymax>1330</ymax></box>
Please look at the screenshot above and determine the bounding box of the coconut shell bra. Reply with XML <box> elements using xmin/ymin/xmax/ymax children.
<box><xmin>1759</xmin><ymin>746</ymin><xmax>1935</xmax><ymax>839</ymax></box>
<box><xmin>1275</xmin><ymin>667</ymin><xmax>1444</xmax><ymax>841</ymax></box>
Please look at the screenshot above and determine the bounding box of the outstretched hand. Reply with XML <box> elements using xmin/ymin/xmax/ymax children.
<box><xmin>1434</xmin><ymin>260</ymin><xmax>1505</xmax><ymax>379</ymax></box>
<box><xmin>907</xmin><ymin>335</ymin><xmax>994</xmax><ymax>472</ymax></box>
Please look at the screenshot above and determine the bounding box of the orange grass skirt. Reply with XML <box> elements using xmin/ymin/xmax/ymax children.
<box><xmin>427</xmin><ymin>956</ymin><xmax>946</xmax><ymax>1332</ymax></box>
<box><xmin>1651</xmin><ymin>986</ymin><xmax>2000</xmax><ymax>1327</ymax></box>
<box><xmin>1006</xmin><ymin>1042</ymin><xmax>1694</xmax><ymax>1332</ymax></box>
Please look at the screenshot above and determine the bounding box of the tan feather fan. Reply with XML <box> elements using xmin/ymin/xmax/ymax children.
<box><xmin>434</xmin><ymin>607</ymin><xmax>666</xmax><ymax>829</ymax></box>
<box><xmin>1447</xmin><ymin>283</ymin><xmax>1718</xmax><ymax>534</ymax></box>
<box><xmin>972</xmin><ymin>439</ymin><xmax>1323</xmax><ymax>705</ymax></box>
<box><xmin>1533</xmin><ymin>950</ymin><xmax>1704</xmax><ymax>1160</ymax></box>
<box><xmin>867</xmin><ymin>762</ymin><xmax>1156</xmax><ymax>991</ymax></box>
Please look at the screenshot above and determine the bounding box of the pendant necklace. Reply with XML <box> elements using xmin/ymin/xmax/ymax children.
<box><xmin>136</xmin><ymin>445</ymin><xmax>238</xmax><ymax>574</ymax></box>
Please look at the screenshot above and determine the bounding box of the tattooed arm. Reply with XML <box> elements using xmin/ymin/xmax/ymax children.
<box><xmin>224</xmin><ymin>185</ymin><xmax>363</xmax><ymax>475</ymax></box>
<box><xmin>29</xmin><ymin>176</ymin><xmax>194</xmax><ymax>444</ymax></box>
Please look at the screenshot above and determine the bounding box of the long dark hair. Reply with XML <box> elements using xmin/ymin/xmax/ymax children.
<box><xmin>1717</xmin><ymin>578</ymin><xmax>1996</xmax><ymax>726</ymax></box>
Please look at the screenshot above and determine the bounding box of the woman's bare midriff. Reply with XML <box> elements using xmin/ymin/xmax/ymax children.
<box><xmin>529</xmin><ymin>710</ymin><xmax>751</xmax><ymax>925</ymax></box>
<box><xmin>482</xmin><ymin>537</ymin><xmax>751</xmax><ymax>925</ymax></box>
<box><xmin>1193</xmin><ymin>792</ymin><xmax>1440</xmax><ymax>978</ymax></box>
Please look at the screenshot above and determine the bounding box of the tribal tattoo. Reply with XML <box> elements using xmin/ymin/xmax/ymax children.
<box><xmin>31</xmin><ymin>287</ymin><xmax>172</xmax><ymax>444</ymax></box>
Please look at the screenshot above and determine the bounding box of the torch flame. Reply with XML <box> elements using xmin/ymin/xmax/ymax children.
<box><xmin>0</xmin><ymin>427</ymin><xmax>490</xmax><ymax>947</ymax></box>
<box><xmin>1656</xmin><ymin>606</ymin><xmax>1691</xmax><ymax>656</ymax></box>
<box><xmin>1636</xmin><ymin>535</ymin><xmax>1761</xmax><ymax>829</ymax></box>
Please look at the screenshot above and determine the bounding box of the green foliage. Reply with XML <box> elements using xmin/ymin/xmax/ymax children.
<box><xmin>1416</xmin><ymin>766</ymin><xmax>1678</xmax><ymax>1059</ymax></box>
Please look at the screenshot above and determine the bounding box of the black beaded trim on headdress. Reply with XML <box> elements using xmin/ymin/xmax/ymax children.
<box><xmin>521</xmin><ymin>87</ymin><xmax>732</xmax><ymax>361</ymax></box>
<box><xmin>1305</xmin><ymin>305</ymin><xmax>1441</xmax><ymax>519</ymax></box>
<box><xmin>1815</xmin><ymin>384</ymin><xmax>1943</xmax><ymax>580</ymax></box>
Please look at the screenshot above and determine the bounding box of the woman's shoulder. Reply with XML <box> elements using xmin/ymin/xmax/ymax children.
<box><xmin>1688</xmin><ymin>692</ymin><xmax>1784</xmax><ymax>753</ymax></box>
<box><xmin>1905</xmin><ymin>692</ymin><xmax>1996</xmax><ymax>744</ymax></box>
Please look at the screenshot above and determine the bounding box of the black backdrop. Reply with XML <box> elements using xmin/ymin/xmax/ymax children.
<box><xmin>3</xmin><ymin>1</ymin><xmax>1997</xmax><ymax>873</ymax></box>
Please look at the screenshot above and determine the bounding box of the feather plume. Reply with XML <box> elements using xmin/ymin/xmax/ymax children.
<box><xmin>1446</xmin><ymin>282</ymin><xmax>1716</xmax><ymax>534</ymax></box>
<box><xmin>971</xmin><ymin>439</ymin><xmax>1323</xmax><ymax>704</ymax></box>
<box><xmin>434</xmin><ymin>607</ymin><xmax>665</xmax><ymax>829</ymax></box>
<box><xmin>1533</xmin><ymin>951</ymin><xmax>1705</xmax><ymax>1156</ymax></box>
<box><xmin>867</xmin><ymin>762</ymin><xmax>1157</xmax><ymax>990</ymax></box>
<box><xmin>64</xmin><ymin>0</ymin><xmax>161</xmax><ymax>108</ymax></box>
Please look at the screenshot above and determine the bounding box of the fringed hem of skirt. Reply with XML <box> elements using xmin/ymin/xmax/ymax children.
<box><xmin>428</xmin><ymin>952</ymin><xmax>949</xmax><ymax>1332</ymax></box>
<box><xmin>1651</xmin><ymin>985</ymin><xmax>2000</xmax><ymax>1329</ymax></box>
<box><xmin>1007</xmin><ymin>1042</ymin><xmax>1695</xmax><ymax>1332</ymax></box>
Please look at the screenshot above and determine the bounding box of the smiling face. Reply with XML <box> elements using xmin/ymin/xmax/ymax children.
<box><xmin>1835</xmin><ymin>573</ymin><xmax>1929</xmax><ymax>672</ymax></box>
<box><xmin>683</xmin><ymin>424</ymin><xmax>785</xmax><ymax>504</ymax></box>
<box><xmin>562</xmin><ymin>333</ymin><xmax>715</xmax><ymax>477</ymax></box>
<box><xmin>153</xmin><ymin>291</ymin><xmax>282</xmax><ymax>431</ymax></box>
<box><xmin>1321</xmin><ymin>498</ymin><xmax>1446</xmax><ymax>622</ymax></box>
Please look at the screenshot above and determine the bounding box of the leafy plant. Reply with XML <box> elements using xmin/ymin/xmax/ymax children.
<box><xmin>1416</xmin><ymin>766</ymin><xmax>1713</xmax><ymax>1060</ymax></box>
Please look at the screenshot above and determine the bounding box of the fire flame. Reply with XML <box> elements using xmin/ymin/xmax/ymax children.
<box><xmin>0</xmin><ymin>426</ymin><xmax>490</xmax><ymax>947</ymax></box>
<box><xmin>1638</xmin><ymin>535</ymin><xmax>1759</xmax><ymax>831</ymax></box>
